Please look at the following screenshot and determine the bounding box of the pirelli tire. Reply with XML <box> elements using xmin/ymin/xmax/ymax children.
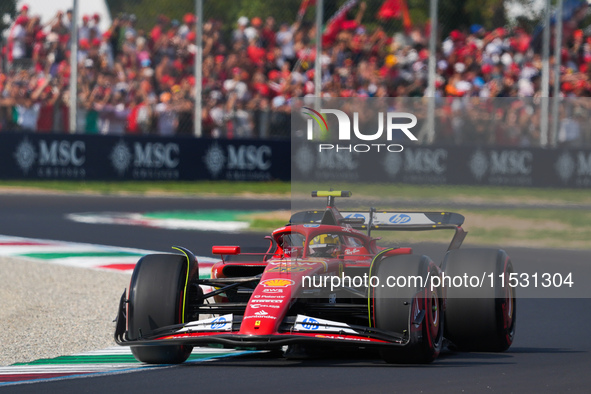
<box><xmin>127</xmin><ymin>253</ymin><xmax>199</xmax><ymax>364</ymax></box>
<box><xmin>443</xmin><ymin>248</ymin><xmax>516</xmax><ymax>352</ymax></box>
<box><xmin>371</xmin><ymin>254</ymin><xmax>444</xmax><ymax>364</ymax></box>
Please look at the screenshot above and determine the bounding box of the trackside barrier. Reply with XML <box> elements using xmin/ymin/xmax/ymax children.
<box><xmin>0</xmin><ymin>133</ymin><xmax>290</xmax><ymax>181</ymax></box>
<box><xmin>2</xmin><ymin>132</ymin><xmax>591</xmax><ymax>187</ymax></box>
<box><xmin>291</xmin><ymin>141</ymin><xmax>591</xmax><ymax>188</ymax></box>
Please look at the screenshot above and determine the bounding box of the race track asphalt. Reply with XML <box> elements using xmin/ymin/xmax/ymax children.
<box><xmin>0</xmin><ymin>194</ymin><xmax>589</xmax><ymax>393</ymax></box>
<box><xmin>0</xmin><ymin>194</ymin><xmax>289</xmax><ymax>253</ymax></box>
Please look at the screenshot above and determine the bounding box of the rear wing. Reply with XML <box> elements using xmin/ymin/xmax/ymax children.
<box><xmin>292</xmin><ymin>191</ymin><xmax>467</xmax><ymax>250</ymax></box>
<box><xmin>290</xmin><ymin>209</ymin><xmax>467</xmax><ymax>250</ymax></box>
<box><xmin>340</xmin><ymin>211</ymin><xmax>464</xmax><ymax>231</ymax></box>
<box><xmin>290</xmin><ymin>210</ymin><xmax>464</xmax><ymax>231</ymax></box>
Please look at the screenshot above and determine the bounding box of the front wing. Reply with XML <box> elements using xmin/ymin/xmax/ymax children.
<box><xmin>114</xmin><ymin>293</ymin><xmax>409</xmax><ymax>350</ymax></box>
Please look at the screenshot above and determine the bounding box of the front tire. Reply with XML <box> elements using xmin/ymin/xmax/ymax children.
<box><xmin>128</xmin><ymin>253</ymin><xmax>198</xmax><ymax>364</ymax></box>
<box><xmin>443</xmin><ymin>249</ymin><xmax>516</xmax><ymax>352</ymax></box>
<box><xmin>371</xmin><ymin>254</ymin><xmax>444</xmax><ymax>364</ymax></box>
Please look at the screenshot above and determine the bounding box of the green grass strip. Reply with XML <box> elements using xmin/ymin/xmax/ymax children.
<box><xmin>0</xmin><ymin>180</ymin><xmax>290</xmax><ymax>196</ymax></box>
<box><xmin>143</xmin><ymin>210</ymin><xmax>262</xmax><ymax>222</ymax></box>
<box><xmin>292</xmin><ymin>182</ymin><xmax>591</xmax><ymax>205</ymax></box>
<box><xmin>3</xmin><ymin>179</ymin><xmax>591</xmax><ymax>205</ymax></box>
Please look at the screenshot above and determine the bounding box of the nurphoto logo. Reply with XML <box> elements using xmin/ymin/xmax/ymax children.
<box><xmin>302</xmin><ymin>107</ymin><xmax>418</xmax><ymax>153</ymax></box>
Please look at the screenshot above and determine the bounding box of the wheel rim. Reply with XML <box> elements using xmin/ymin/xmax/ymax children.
<box><xmin>429</xmin><ymin>291</ymin><xmax>439</xmax><ymax>339</ymax></box>
<box><xmin>504</xmin><ymin>280</ymin><xmax>514</xmax><ymax>330</ymax></box>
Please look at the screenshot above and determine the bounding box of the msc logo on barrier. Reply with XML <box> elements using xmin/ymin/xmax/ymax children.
<box><xmin>110</xmin><ymin>140</ymin><xmax>180</xmax><ymax>179</ymax></box>
<box><xmin>470</xmin><ymin>150</ymin><xmax>533</xmax><ymax>186</ymax></box>
<box><xmin>204</xmin><ymin>143</ymin><xmax>272</xmax><ymax>180</ymax></box>
<box><xmin>302</xmin><ymin>107</ymin><xmax>418</xmax><ymax>153</ymax></box>
<box><xmin>14</xmin><ymin>138</ymin><xmax>86</xmax><ymax>178</ymax></box>
<box><xmin>555</xmin><ymin>152</ymin><xmax>591</xmax><ymax>186</ymax></box>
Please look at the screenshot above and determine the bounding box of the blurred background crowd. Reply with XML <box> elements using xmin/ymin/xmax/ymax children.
<box><xmin>0</xmin><ymin>0</ymin><xmax>590</xmax><ymax>146</ymax></box>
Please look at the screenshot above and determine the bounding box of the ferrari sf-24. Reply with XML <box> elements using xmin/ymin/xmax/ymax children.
<box><xmin>115</xmin><ymin>191</ymin><xmax>515</xmax><ymax>364</ymax></box>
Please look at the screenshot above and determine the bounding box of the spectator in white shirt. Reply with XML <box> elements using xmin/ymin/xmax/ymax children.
<box><xmin>155</xmin><ymin>92</ymin><xmax>178</xmax><ymax>136</ymax></box>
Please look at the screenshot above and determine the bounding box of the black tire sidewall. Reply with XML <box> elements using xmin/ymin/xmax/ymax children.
<box><xmin>128</xmin><ymin>253</ymin><xmax>196</xmax><ymax>364</ymax></box>
<box><xmin>372</xmin><ymin>254</ymin><xmax>444</xmax><ymax>363</ymax></box>
<box><xmin>443</xmin><ymin>248</ymin><xmax>516</xmax><ymax>352</ymax></box>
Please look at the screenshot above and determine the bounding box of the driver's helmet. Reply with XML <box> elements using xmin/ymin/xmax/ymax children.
<box><xmin>309</xmin><ymin>234</ymin><xmax>341</xmax><ymax>257</ymax></box>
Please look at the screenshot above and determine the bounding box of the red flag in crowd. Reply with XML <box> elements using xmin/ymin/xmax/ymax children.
<box><xmin>322</xmin><ymin>0</ymin><xmax>359</xmax><ymax>45</ymax></box>
<box><xmin>377</xmin><ymin>0</ymin><xmax>412</xmax><ymax>33</ymax></box>
<box><xmin>298</xmin><ymin>0</ymin><xmax>316</xmax><ymax>20</ymax></box>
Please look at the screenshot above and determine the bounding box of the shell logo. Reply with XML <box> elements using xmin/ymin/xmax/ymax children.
<box><xmin>261</xmin><ymin>279</ymin><xmax>294</xmax><ymax>287</ymax></box>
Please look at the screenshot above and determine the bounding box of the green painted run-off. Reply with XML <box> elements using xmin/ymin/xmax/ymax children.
<box><xmin>142</xmin><ymin>210</ymin><xmax>263</xmax><ymax>222</ymax></box>
<box><xmin>13</xmin><ymin>352</ymin><xmax>233</xmax><ymax>366</ymax></box>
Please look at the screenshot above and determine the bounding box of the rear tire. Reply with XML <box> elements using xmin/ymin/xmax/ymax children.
<box><xmin>128</xmin><ymin>253</ymin><xmax>198</xmax><ymax>364</ymax></box>
<box><xmin>443</xmin><ymin>249</ymin><xmax>516</xmax><ymax>352</ymax></box>
<box><xmin>371</xmin><ymin>255</ymin><xmax>444</xmax><ymax>364</ymax></box>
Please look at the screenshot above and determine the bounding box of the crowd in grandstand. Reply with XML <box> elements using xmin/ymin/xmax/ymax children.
<box><xmin>1</xmin><ymin>2</ymin><xmax>590</xmax><ymax>145</ymax></box>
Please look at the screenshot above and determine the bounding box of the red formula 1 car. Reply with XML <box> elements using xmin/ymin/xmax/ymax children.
<box><xmin>115</xmin><ymin>191</ymin><xmax>516</xmax><ymax>364</ymax></box>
